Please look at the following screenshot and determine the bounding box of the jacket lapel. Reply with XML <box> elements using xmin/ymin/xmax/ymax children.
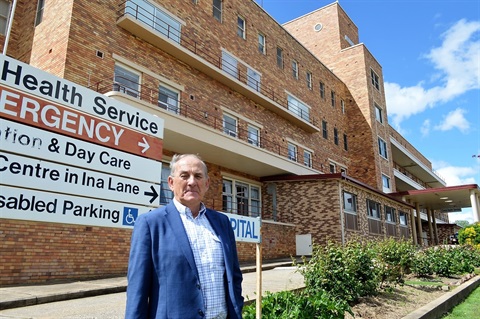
<box><xmin>164</xmin><ymin>202</ymin><xmax>199</xmax><ymax>277</ymax></box>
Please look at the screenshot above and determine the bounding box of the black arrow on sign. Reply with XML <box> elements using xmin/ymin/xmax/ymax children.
<box><xmin>144</xmin><ymin>185</ymin><xmax>159</xmax><ymax>204</ymax></box>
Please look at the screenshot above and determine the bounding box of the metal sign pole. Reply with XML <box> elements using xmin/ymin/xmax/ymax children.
<box><xmin>256</xmin><ymin>218</ymin><xmax>262</xmax><ymax>319</ymax></box>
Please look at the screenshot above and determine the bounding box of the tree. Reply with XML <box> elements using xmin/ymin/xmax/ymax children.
<box><xmin>455</xmin><ymin>220</ymin><xmax>471</xmax><ymax>228</ymax></box>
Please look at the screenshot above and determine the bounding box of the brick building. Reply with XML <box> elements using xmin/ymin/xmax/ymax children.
<box><xmin>0</xmin><ymin>0</ymin><xmax>478</xmax><ymax>285</ymax></box>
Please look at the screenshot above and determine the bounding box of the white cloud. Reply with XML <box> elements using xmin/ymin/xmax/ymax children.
<box><xmin>434</xmin><ymin>108</ymin><xmax>470</xmax><ymax>132</ymax></box>
<box><xmin>434</xmin><ymin>163</ymin><xmax>477</xmax><ymax>186</ymax></box>
<box><xmin>386</xmin><ymin>19</ymin><xmax>480</xmax><ymax>129</ymax></box>
<box><xmin>449</xmin><ymin>208</ymin><xmax>474</xmax><ymax>224</ymax></box>
<box><xmin>420</xmin><ymin>119</ymin><xmax>431</xmax><ymax>136</ymax></box>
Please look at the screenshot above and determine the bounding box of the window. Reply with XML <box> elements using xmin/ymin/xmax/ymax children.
<box><xmin>247</xmin><ymin>67</ymin><xmax>261</xmax><ymax>92</ymax></box>
<box><xmin>331</xmin><ymin>90</ymin><xmax>336</xmax><ymax>107</ymax></box>
<box><xmin>382</xmin><ymin>174</ymin><xmax>391</xmax><ymax>193</ymax></box>
<box><xmin>158</xmin><ymin>85</ymin><xmax>179</xmax><ymax>114</ymax></box>
<box><xmin>288</xmin><ymin>143</ymin><xmax>297</xmax><ymax>161</ymax></box>
<box><xmin>292</xmin><ymin>60</ymin><xmax>298</xmax><ymax>79</ymax></box>
<box><xmin>343</xmin><ymin>192</ymin><xmax>358</xmax><ymax>231</ymax></box>
<box><xmin>223</xmin><ymin>113</ymin><xmax>237</xmax><ymax>137</ymax></box>
<box><xmin>371</xmin><ymin>69</ymin><xmax>380</xmax><ymax>90</ymax></box>
<box><xmin>385</xmin><ymin>206</ymin><xmax>396</xmax><ymax>223</ymax></box>
<box><xmin>237</xmin><ymin>16</ymin><xmax>246</xmax><ymax>38</ymax></box>
<box><xmin>375</xmin><ymin>103</ymin><xmax>383</xmax><ymax>123</ymax></box>
<box><xmin>35</xmin><ymin>0</ymin><xmax>44</xmax><ymax>26</ymax></box>
<box><xmin>125</xmin><ymin>0</ymin><xmax>181</xmax><ymax>43</ymax></box>
<box><xmin>367</xmin><ymin>199</ymin><xmax>381</xmax><ymax>219</ymax></box>
<box><xmin>222</xmin><ymin>179</ymin><xmax>261</xmax><ymax>217</ymax></box>
<box><xmin>378</xmin><ymin>137</ymin><xmax>388</xmax><ymax>159</ymax></box>
<box><xmin>303</xmin><ymin>150</ymin><xmax>312</xmax><ymax>168</ymax></box>
<box><xmin>276</xmin><ymin>47</ymin><xmax>284</xmax><ymax>69</ymax></box>
<box><xmin>367</xmin><ymin>199</ymin><xmax>382</xmax><ymax>234</ymax></box>
<box><xmin>287</xmin><ymin>95</ymin><xmax>310</xmax><ymax>121</ymax></box>
<box><xmin>319</xmin><ymin>82</ymin><xmax>325</xmax><ymax>99</ymax></box>
<box><xmin>343</xmin><ymin>192</ymin><xmax>357</xmax><ymax>212</ymax></box>
<box><xmin>213</xmin><ymin>0</ymin><xmax>222</xmax><ymax>21</ymax></box>
<box><xmin>385</xmin><ymin>206</ymin><xmax>397</xmax><ymax>236</ymax></box>
<box><xmin>329</xmin><ymin>163</ymin><xmax>336</xmax><ymax>173</ymax></box>
<box><xmin>0</xmin><ymin>0</ymin><xmax>10</xmax><ymax>34</ymax></box>
<box><xmin>160</xmin><ymin>164</ymin><xmax>173</xmax><ymax>204</ymax></box>
<box><xmin>322</xmin><ymin>120</ymin><xmax>328</xmax><ymax>139</ymax></box>
<box><xmin>222</xmin><ymin>51</ymin><xmax>238</xmax><ymax>78</ymax></box>
<box><xmin>399</xmin><ymin>211</ymin><xmax>409</xmax><ymax>238</ymax></box>
<box><xmin>114</xmin><ymin>64</ymin><xmax>140</xmax><ymax>98</ymax></box>
<box><xmin>341</xmin><ymin>99</ymin><xmax>345</xmax><ymax>114</ymax></box>
<box><xmin>343</xmin><ymin>133</ymin><xmax>348</xmax><ymax>151</ymax></box>
<box><xmin>334</xmin><ymin>128</ymin><xmax>339</xmax><ymax>145</ymax></box>
<box><xmin>247</xmin><ymin>125</ymin><xmax>260</xmax><ymax>146</ymax></box>
<box><xmin>399</xmin><ymin>211</ymin><xmax>408</xmax><ymax>226</ymax></box>
<box><xmin>258</xmin><ymin>33</ymin><xmax>266</xmax><ymax>54</ymax></box>
<box><xmin>306</xmin><ymin>72</ymin><xmax>312</xmax><ymax>90</ymax></box>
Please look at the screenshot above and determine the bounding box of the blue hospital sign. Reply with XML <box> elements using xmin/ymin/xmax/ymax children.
<box><xmin>223</xmin><ymin>213</ymin><xmax>261</xmax><ymax>243</ymax></box>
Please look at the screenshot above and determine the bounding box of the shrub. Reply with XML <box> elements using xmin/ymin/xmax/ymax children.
<box><xmin>242</xmin><ymin>290</ymin><xmax>352</xmax><ymax>319</ymax></box>
<box><xmin>458</xmin><ymin>223</ymin><xmax>480</xmax><ymax>245</ymax></box>
<box><xmin>300</xmin><ymin>240</ymin><xmax>379</xmax><ymax>303</ymax></box>
<box><xmin>373</xmin><ymin>238</ymin><xmax>416</xmax><ymax>287</ymax></box>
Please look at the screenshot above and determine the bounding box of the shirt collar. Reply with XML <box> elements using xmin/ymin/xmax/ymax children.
<box><xmin>173</xmin><ymin>198</ymin><xmax>206</xmax><ymax>218</ymax></box>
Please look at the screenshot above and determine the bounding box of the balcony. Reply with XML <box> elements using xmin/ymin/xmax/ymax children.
<box><xmin>116</xmin><ymin>0</ymin><xmax>319</xmax><ymax>133</ymax></box>
<box><xmin>390</xmin><ymin>137</ymin><xmax>446</xmax><ymax>191</ymax></box>
<box><xmin>89</xmin><ymin>80</ymin><xmax>320</xmax><ymax>177</ymax></box>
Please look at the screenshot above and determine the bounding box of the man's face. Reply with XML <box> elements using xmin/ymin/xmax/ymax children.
<box><xmin>168</xmin><ymin>156</ymin><xmax>210</xmax><ymax>208</ymax></box>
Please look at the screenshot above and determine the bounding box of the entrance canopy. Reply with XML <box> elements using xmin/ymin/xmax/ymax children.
<box><xmin>392</xmin><ymin>184</ymin><xmax>480</xmax><ymax>222</ymax></box>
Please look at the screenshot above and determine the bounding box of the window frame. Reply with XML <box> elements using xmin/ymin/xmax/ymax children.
<box><xmin>343</xmin><ymin>133</ymin><xmax>348</xmax><ymax>151</ymax></box>
<box><xmin>322</xmin><ymin>120</ymin><xmax>328</xmax><ymax>139</ymax></box>
<box><xmin>158</xmin><ymin>85</ymin><xmax>179</xmax><ymax>114</ymax></box>
<box><xmin>371</xmin><ymin>69</ymin><xmax>380</xmax><ymax>90</ymax></box>
<box><xmin>306</xmin><ymin>71</ymin><xmax>312</xmax><ymax>90</ymax></box>
<box><xmin>399</xmin><ymin>211</ymin><xmax>408</xmax><ymax>226</ymax></box>
<box><xmin>334</xmin><ymin>128</ymin><xmax>339</xmax><ymax>145</ymax></box>
<box><xmin>378</xmin><ymin>137</ymin><xmax>388</xmax><ymax>159</ymax></box>
<box><xmin>221</xmin><ymin>51</ymin><xmax>238</xmax><ymax>78</ymax></box>
<box><xmin>331</xmin><ymin>90</ymin><xmax>336</xmax><ymax>107</ymax></box>
<box><xmin>367</xmin><ymin>199</ymin><xmax>381</xmax><ymax>219</ymax></box>
<box><xmin>222</xmin><ymin>178</ymin><xmax>261</xmax><ymax>217</ymax></box>
<box><xmin>287</xmin><ymin>94</ymin><xmax>310</xmax><ymax>121</ymax></box>
<box><xmin>276</xmin><ymin>47</ymin><xmax>284</xmax><ymax>69</ymax></box>
<box><xmin>247</xmin><ymin>124</ymin><xmax>260</xmax><ymax>147</ymax></box>
<box><xmin>223</xmin><ymin>113</ymin><xmax>238</xmax><ymax>137</ymax></box>
<box><xmin>343</xmin><ymin>191</ymin><xmax>357</xmax><ymax>213</ymax></box>
<box><xmin>288</xmin><ymin>142</ymin><xmax>297</xmax><ymax>162</ymax></box>
<box><xmin>385</xmin><ymin>206</ymin><xmax>396</xmax><ymax>224</ymax></box>
<box><xmin>292</xmin><ymin>60</ymin><xmax>298</xmax><ymax>79</ymax></box>
<box><xmin>35</xmin><ymin>0</ymin><xmax>44</xmax><ymax>26</ymax></box>
<box><xmin>0</xmin><ymin>0</ymin><xmax>10</xmax><ymax>34</ymax></box>
<box><xmin>237</xmin><ymin>15</ymin><xmax>246</xmax><ymax>39</ymax></box>
<box><xmin>258</xmin><ymin>32</ymin><xmax>266</xmax><ymax>54</ymax></box>
<box><xmin>113</xmin><ymin>63</ymin><xmax>141</xmax><ymax>98</ymax></box>
<box><xmin>213</xmin><ymin>0</ymin><xmax>222</xmax><ymax>22</ymax></box>
<box><xmin>375</xmin><ymin>103</ymin><xmax>383</xmax><ymax>124</ymax></box>
<box><xmin>319</xmin><ymin>82</ymin><xmax>325</xmax><ymax>99</ymax></box>
<box><xmin>303</xmin><ymin>150</ymin><xmax>312</xmax><ymax>168</ymax></box>
<box><xmin>382</xmin><ymin>174</ymin><xmax>391</xmax><ymax>193</ymax></box>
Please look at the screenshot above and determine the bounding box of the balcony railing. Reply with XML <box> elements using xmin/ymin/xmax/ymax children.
<box><xmin>393</xmin><ymin>161</ymin><xmax>431</xmax><ymax>189</ymax></box>
<box><xmin>89</xmin><ymin>79</ymin><xmax>320</xmax><ymax>171</ymax></box>
<box><xmin>117</xmin><ymin>0</ymin><xmax>318</xmax><ymax>129</ymax></box>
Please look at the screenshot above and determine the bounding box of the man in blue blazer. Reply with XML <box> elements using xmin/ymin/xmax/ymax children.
<box><xmin>125</xmin><ymin>154</ymin><xmax>244</xmax><ymax>319</ymax></box>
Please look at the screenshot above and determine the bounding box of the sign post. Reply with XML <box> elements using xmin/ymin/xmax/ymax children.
<box><xmin>223</xmin><ymin>213</ymin><xmax>262</xmax><ymax>318</ymax></box>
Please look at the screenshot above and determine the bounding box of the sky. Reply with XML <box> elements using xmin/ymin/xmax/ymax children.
<box><xmin>257</xmin><ymin>0</ymin><xmax>480</xmax><ymax>223</ymax></box>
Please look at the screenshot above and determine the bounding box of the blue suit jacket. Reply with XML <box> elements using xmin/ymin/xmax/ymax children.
<box><xmin>125</xmin><ymin>202</ymin><xmax>244</xmax><ymax>319</ymax></box>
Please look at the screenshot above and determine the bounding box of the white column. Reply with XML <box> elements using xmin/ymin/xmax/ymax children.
<box><xmin>471</xmin><ymin>190</ymin><xmax>479</xmax><ymax>223</ymax></box>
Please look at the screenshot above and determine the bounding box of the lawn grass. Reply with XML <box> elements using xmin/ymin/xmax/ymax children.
<box><xmin>442</xmin><ymin>286</ymin><xmax>480</xmax><ymax>318</ymax></box>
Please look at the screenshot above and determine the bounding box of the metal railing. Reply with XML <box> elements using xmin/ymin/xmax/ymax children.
<box><xmin>89</xmin><ymin>79</ymin><xmax>321</xmax><ymax>171</ymax></box>
<box><xmin>117</xmin><ymin>0</ymin><xmax>318</xmax><ymax>128</ymax></box>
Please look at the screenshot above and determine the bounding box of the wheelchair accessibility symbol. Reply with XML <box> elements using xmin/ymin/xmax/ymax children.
<box><xmin>123</xmin><ymin>207</ymin><xmax>138</xmax><ymax>226</ymax></box>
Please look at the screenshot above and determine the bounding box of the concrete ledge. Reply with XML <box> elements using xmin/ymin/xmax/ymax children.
<box><xmin>402</xmin><ymin>275</ymin><xmax>480</xmax><ymax>319</ymax></box>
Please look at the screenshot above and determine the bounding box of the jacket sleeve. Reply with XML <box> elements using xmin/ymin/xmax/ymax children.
<box><xmin>125</xmin><ymin>214</ymin><xmax>154</xmax><ymax>319</ymax></box>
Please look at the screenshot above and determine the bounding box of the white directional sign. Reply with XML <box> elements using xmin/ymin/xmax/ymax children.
<box><xmin>0</xmin><ymin>152</ymin><xmax>160</xmax><ymax>206</ymax></box>
<box><xmin>0</xmin><ymin>55</ymin><xmax>165</xmax><ymax>228</ymax></box>
<box><xmin>223</xmin><ymin>212</ymin><xmax>261</xmax><ymax>243</ymax></box>
<box><xmin>0</xmin><ymin>55</ymin><xmax>164</xmax><ymax>140</ymax></box>
<box><xmin>0</xmin><ymin>118</ymin><xmax>161</xmax><ymax>182</ymax></box>
<box><xmin>0</xmin><ymin>185</ymin><xmax>150</xmax><ymax>228</ymax></box>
